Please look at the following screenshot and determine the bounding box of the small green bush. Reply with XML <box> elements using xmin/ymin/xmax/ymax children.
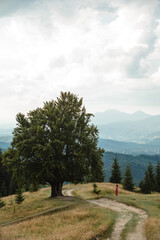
<box><xmin>15</xmin><ymin>188</ymin><xmax>25</xmax><ymax>204</ymax></box>
<box><xmin>0</xmin><ymin>198</ymin><xmax>6</xmax><ymax>208</ymax></box>
<box><xmin>93</xmin><ymin>183</ymin><xmax>101</xmax><ymax>194</ymax></box>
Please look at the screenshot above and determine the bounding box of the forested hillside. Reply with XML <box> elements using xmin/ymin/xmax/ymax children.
<box><xmin>103</xmin><ymin>152</ymin><xmax>160</xmax><ymax>186</ymax></box>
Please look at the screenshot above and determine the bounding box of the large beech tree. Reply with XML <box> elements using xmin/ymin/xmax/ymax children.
<box><xmin>2</xmin><ymin>92</ymin><xmax>104</xmax><ymax>197</ymax></box>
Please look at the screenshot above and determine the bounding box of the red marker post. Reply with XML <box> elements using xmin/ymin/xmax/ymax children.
<box><xmin>116</xmin><ymin>184</ymin><xmax>118</xmax><ymax>196</ymax></box>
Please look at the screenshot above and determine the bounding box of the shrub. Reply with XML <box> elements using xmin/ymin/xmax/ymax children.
<box><xmin>0</xmin><ymin>198</ymin><xmax>6</xmax><ymax>208</ymax></box>
<box><xmin>93</xmin><ymin>183</ymin><xmax>101</xmax><ymax>194</ymax></box>
<box><xmin>15</xmin><ymin>188</ymin><xmax>25</xmax><ymax>204</ymax></box>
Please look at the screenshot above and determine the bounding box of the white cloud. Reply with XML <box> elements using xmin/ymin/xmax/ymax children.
<box><xmin>0</xmin><ymin>0</ymin><xmax>160</xmax><ymax>125</ymax></box>
<box><xmin>151</xmin><ymin>67</ymin><xmax>160</xmax><ymax>86</ymax></box>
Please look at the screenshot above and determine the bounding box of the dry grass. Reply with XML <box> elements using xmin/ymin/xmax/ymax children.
<box><xmin>0</xmin><ymin>185</ymin><xmax>117</xmax><ymax>240</ymax></box>
<box><xmin>0</xmin><ymin>202</ymin><xmax>116</xmax><ymax>240</ymax></box>
<box><xmin>64</xmin><ymin>182</ymin><xmax>135</xmax><ymax>200</ymax></box>
<box><xmin>145</xmin><ymin>218</ymin><xmax>160</xmax><ymax>240</ymax></box>
<box><xmin>0</xmin><ymin>188</ymin><xmax>67</xmax><ymax>225</ymax></box>
<box><xmin>2</xmin><ymin>182</ymin><xmax>159</xmax><ymax>240</ymax></box>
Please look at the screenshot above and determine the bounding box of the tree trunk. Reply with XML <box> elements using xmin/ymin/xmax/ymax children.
<box><xmin>57</xmin><ymin>182</ymin><xmax>63</xmax><ymax>196</ymax></box>
<box><xmin>50</xmin><ymin>182</ymin><xmax>64</xmax><ymax>197</ymax></box>
<box><xmin>50</xmin><ymin>183</ymin><xmax>58</xmax><ymax>198</ymax></box>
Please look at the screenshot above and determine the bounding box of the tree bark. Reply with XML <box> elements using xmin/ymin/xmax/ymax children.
<box><xmin>50</xmin><ymin>182</ymin><xmax>64</xmax><ymax>197</ymax></box>
<box><xmin>57</xmin><ymin>182</ymin><xmax>63</xmax><ymax>196</ymax></box>
<box><xmin>50</xmin><ymin>183</ymin><xmax>58</xmax><ymax>197</ymax></box>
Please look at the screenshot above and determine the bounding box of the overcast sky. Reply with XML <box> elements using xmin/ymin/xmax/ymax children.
<box><xmin>0</xmin><ymin>0</ymin><xmax>160</xmax><ymax>126</ymax></box>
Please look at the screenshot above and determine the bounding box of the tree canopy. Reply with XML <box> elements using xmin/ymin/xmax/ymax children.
<box><xmin>2</xmin><ymin>92</ymin><xmax>104</xmax><ymax>197</ymax></box>
<box><xmin>0</xmin><ymin>149</ymin><xmax>15</xmax><ymax>197</ymax></box>
<box><xmin>156</xmin><ymin>160</ymin><xmax>160</xmax><ymax>192</ymax></box>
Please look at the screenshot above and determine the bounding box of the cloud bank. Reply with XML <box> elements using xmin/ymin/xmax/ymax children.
<box><xmin>0</xmin><ymin>0</ymin><xmax>160</xmax><ymax>125</ymax></box>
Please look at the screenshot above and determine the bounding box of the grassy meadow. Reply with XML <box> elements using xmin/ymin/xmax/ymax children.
<box><xmin>0</xmin><ymin>186</ymin><xmax>117</xmax><ymax>240</ymax></box>
<box><xmin>0</xmin><ymin>183</ymin><xmax>160</xmax><ymax>240</ymax></box>
<box><xmin>0</xmin><ymin>188</ymin><xmax>68</xmax><ymax>225</ymax></box>
<box><xmin>64</xmin><ymin>182</ymin><xmax>160</xmax><ymax>240</ymax></box>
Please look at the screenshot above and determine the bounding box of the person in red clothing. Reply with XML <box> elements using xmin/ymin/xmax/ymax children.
<box><xmin>116</xmin><ymin>184</ymin><xmax>118</xmax><ymax>196</ymax></box>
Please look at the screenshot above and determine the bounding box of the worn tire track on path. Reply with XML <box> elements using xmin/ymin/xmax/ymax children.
<box><xmin>63</xmin><ymin>189</ymin><xmax>148</xmax><ymax>240</ymax></box>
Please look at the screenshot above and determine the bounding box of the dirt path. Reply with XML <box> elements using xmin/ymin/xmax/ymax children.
<box><xmin>89</xmin><ymin>199</ymin><xmax>147</xmax><ymax>240</ymax></box>
<box><xmin>63</xmin><ymin>189</ymin><xmax>148</xmax><ymax>240</ymax></box>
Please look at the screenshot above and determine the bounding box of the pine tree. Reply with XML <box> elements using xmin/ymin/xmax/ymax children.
<box><xmin>15</xmin><ymin>188</ymin><xmax>25</xmax><ymax>204</ymax></box>
<box><xmin>156</xmin><ymin>160</ymin><xmax>160</xmax><ymax>192</ymax></box>
<box><xmin>0</xmin><ymin>148</ymin><xmax>14</xmax><ymax>197</ymax></box>
<box><xmin>123</xmin><ymin>163</ymin><xmax>134</xmax><ymax>191</ymax></box>
<box><xmin>110</xmin><ymin>157</ymin><xmax>122</xmax><ymax>183</ymax></box>
<box><xmin>147</xmin><ymin>162</ymin><xmax>156</xmax><ymax>191</ymax></box>
<box><xmin>139</xmin><ymin>162</ymin><xmax>156</xmax><ymax>194</ymax></box>
<box><xmin>9</xmin><ymin>175</ymin><xmax>17</xmax><ymax>196</ymax></box>
<box><xmin>139</xmin><ymin>171</ymin><xmax>152</xmax><ymax>194</ymax></box>
<box><xmin>0</xmin><ymin>182</ymin><xmax>7</xmax><ymax>197</ymax></box>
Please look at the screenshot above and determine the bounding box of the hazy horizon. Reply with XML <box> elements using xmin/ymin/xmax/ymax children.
<box><xmin>0</xmin><ymin>108</ymin><xmax>159</xmax><ymax>129</ymax></box>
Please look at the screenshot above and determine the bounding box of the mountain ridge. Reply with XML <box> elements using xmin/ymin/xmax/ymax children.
<box><xmin>98</xmin><ymin>138</ymin><xmax>160</xmax><ymax>155</ymax></box>
<box><xmin>92</xmin><ymin>110</ymin><xmax>160</xmax><ymax>143</ymax></box>
<box><xmin>92</xmin><ymin>109</ymin><xmax>152</xmax><ymax>125</ymax></box>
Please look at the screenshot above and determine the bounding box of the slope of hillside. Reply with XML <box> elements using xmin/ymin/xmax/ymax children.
<box><xmin>0</xmin><ymin>187</ymin><xmax>116</xmax><ymax>240</ymax></box>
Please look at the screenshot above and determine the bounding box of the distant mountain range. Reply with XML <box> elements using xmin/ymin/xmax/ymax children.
<box><xmin>0</xmin><ymin>130</ymin><xmax>13</xmax><ymax>151</ymax></box>
<box><xmin>0</xmin><ymin>110</ymin><xmax>160</xmax><ymax>156</ymax></box>
<box><xmin>98</xmin><ymin>138</ymin><xmax>160</xmax><ymax>155</ymax></box>
<box><xmin>91</xmin><ymin>110</ymin><xmax>151</xmax><ymax>125</ymax></box>
<box><xmin>0</xmin><ymin>116</ymin><xmax>160</xmax><ymax>185</ymax></box>
<box><xmin>0</xmin><ymin>142</ymin><xmax>11</xmax><ymax>151</ymax></box>
<box><xmin>92</xmin><ymin>110</ymin><xmax>160</xmax><ymax>143</ymax></box>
